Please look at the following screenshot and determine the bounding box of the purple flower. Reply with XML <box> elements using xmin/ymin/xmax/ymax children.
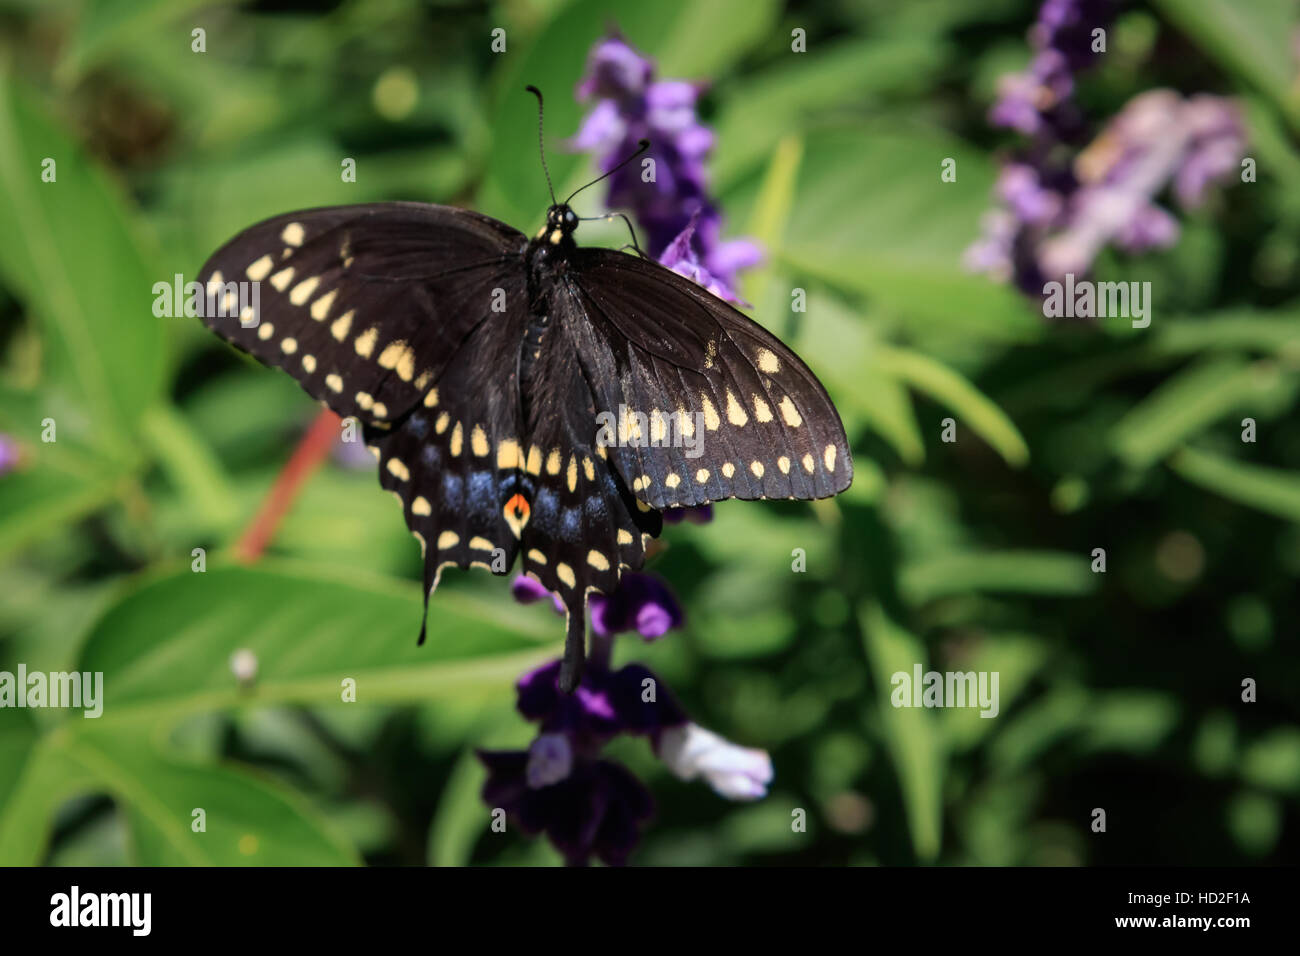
<box><xmin>969</xmin><ymin>2</ymin><xmax>1245</xmax><ymax>296</ymax></box>
<box><xmin>589</xmin><ymin>572</ymin><xmax>684</xmax><ymax>640</ymax></box>
<box><xmin>0</xmin><ymin>435</ymin><xmax>21</xmax><ymax>476</ymax></box>
<box><xmin>572</xmin><ymin>34</ymin><xmax>761</xmax><ymax>302</ymax></box>
<box><xmin>661</xmin><ymin>503</ymin><xmax>713</xmax><ymax>525</ymax></box>
<box><xmin>479</xmin><ymin>751</ymin><xmax>653</xmax><ymax>866</ymax></box>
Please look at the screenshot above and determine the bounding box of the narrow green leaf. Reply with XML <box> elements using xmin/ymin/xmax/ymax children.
<box><xmin>859</xmin><ymin>603</ymin><xmax>944</xmax><ymax>862</ymax></box>
<box><xmin>900</xmin><ymin>551</ymin><xmax>1095</xmax><ymax>604</ymax></box>
<box><xmin>877</xmin><ymin>344</ymin><xmax>1030</xmax><ymax>467</ymax></box>
<box><xmin>1112</xmin><ymin>357</ymin><xmax>1295</xmax><ymax>469</ymax></box>
<box><xmin>1169</xmin><ymin>446</ymin><xmax>1300</xmax><ymax>523</ymax></box>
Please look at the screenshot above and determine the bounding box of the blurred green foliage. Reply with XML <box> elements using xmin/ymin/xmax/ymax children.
<box><xmin>0</xmin><ymin>0</ymin><xmax>1298</xmax><ymax>866</ymax></box>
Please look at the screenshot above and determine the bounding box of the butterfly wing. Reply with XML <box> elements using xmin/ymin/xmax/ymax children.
<box><xmin>196</xmin><ymin>202</ymin><xmax>528</xmax><ymax>427</ymax></box>
<box><xmin>198</xmin><ymin>203</ymin><xmax>532</xmax><ymax>641</ymax></box>
<box><xmin>562</xmin><ymin>247</ymin><xmax>853</xmax><ymax>508</ymax></box>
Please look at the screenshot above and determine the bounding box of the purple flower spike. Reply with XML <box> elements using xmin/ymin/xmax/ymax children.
<box><xmin>478</xmin><ymin>751</ymin><xmax>654</xmax><ymax>867</ymax></box>
<box><xmin>572</xmin><ymin>33</ymin><xmax>761</xmax><ymax>302</ymax></box>
<box><xmin>589</xmin><ymin>572</ymin><xmax>684</xmax><ymax>641</ymax></box>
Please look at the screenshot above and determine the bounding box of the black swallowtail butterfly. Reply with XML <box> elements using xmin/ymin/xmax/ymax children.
<box><xmin>197</xmin><ymin>91</ymin><xmax>852</xmax><ymax>691</ymax></box>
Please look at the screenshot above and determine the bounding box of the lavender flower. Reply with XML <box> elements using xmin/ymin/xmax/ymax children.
<box><xmin>572</xmin><ymin>34</ymin><xmax>761</xmax><ymax>303</ymax></box>
<box><xmin>970</xmin><ymin>1</ymin><xmax>1245</xmax><ymax>294</ymax></box>
<box><xmin>0</xmin><ymin>435</ymin><xmax>20</xmax><ymax>476</ymax></box>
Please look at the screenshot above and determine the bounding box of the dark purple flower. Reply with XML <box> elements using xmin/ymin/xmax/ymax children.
<box><xmin>511</xmin><ymin>573</ymin><xmax>565</xmax><ymax>614</ymax></box>
<box><xmin>588</xmin><ymin>572</ymin><xmax>684</xmax><ymax>640</ymax></box>
<box><xmin>661</xmin><ymin>503</ymin><xmax>713</xmax><ymax>525</ymax></box>
<box><xmin>479</xmin><ymin>751</ymin><xmax>653</xmax><ymax>866</ymax></box>
<box><xmin>572</xmin><ymin>34</ymin><xmax>761</xmax><ymax>302</ymax></box>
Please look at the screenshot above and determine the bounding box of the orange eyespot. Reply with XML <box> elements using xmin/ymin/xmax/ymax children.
<box><xmin>503</xmin><ymin>492</ymin><xmax>531</xmax><ymax>537</ymax></box>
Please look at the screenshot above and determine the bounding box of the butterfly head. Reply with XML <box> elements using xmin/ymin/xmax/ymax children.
<box><xmin>539</xmin><ymin>204</ymin><xmax>579</xmax><ymax>246</ymax></box>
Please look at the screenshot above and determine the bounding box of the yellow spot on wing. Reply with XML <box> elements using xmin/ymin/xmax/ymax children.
<box><xmin>471</xmin><ymin>425</ymin><xmax>489</xmax><ymax>457</ymax></box>
<box><xmin>824</xmin><ymin>444</ymin><xmax>837</xmax><ymax>471</ymax></box>
<box><xmin>281</xmin><ymin>222</ymin><xmax>305</xmax><ymax>246</ymax></box>
<box><xmin>526</xmin><ymin>446</ymin><xmax>542</xmax><ymax>475</ymax></box>
<box><xmin>726</xmin><ymin>390</ymin><xmax>748</xmax><ymax>426</ymax></box>
<box><xmin>566</xmin><ymin>456</ymin><xmax>578</xmax><ymax>492</ymax></box>
<box><xmin>802</xmin><ymin>453</ymin><xmax>815</xmax><ymax>473</ymax></box>
<box><xmin>753</xmin><ymin>396</ymin><xmax>773</xmax><ymax>422</ymax></box>
<box><xmin>497</xmin><ymin>439</ymin><xmax>521</xmax><ymax>470</ymax></box>
<box><xmin>587</xmin><ymin>550</ymin><xmax>610</xmax><ymax>571</ymax></box>
<box><xmin>437</xmin><ymin>530</ymin><xmax>459</xmax><ymax>549</ymax></box>
<box><xmin>750</xmin><ymin>460</ymin><xmax>765</xmax><ymax>478</ymax></box>
<box><xmin>269</xmin><ymin>267</ymin><xmax>294</xmax><ymax>292</ymax></box>
<box><xmin>779</xmin><ymin>396</ymin><xmax>802</xmax><ymax>428</ymax></box>
<box><xmin>469</xmin><ymin>536</ymin><xmax>494</xmax><ymax>551</ymax></box>
<box><xmin>555</xmin><ymin>562</ymin><xmax>576</xmax><ymax>588</ymax></box>
<box><xmin>246</xmin><ymin>255</ymin><xmax>273</xmax><ymax>281</ymax></box>
<box><xmin>450</xmin><ymin>422</ymin><xmax>463</xmax><ymax>456</ymax></box>
<box><xmin>311</xmin><ymin>288</ymin><xmax>337</xmax><ymax>321</ymax></box>
<box><xmin>528</xmin><ymin>549</ymin><xmax>547</xmax><ymax>565</ymax></box>
<box><xmin>331</xmin><ymin>309</ymin><xmax>354</xmax><ymax>341</ymax></box>
<box><xmin>756</xmin><ymin>348</ymin><xmax>780</xmax><ymax>374</ymax></box>
<box><xmin>302</xmin><ymin>354</ymin><xmax>317</xmax><ymax>373</ymax></box>
<box><xmin>778</xmin><ymin>456</ymin><xmax>790</xmax><ymax>474</ymax></box>
<box><xmin>583</xmin><ymin>457</ymin><xmax>595</xmax><ymax>481</ymax></box>
<box><xmin>435</xmin><ymin>412</ymin><xmax>449</xmax><ymax>434</ymax></box>
<box><xmin>721</xmin><ymin>462</ymin><xmax>735</xmax><ymax>478</ymax></box>
<box><xmin>701</xmin><ymin>395</ymin><xmax>720</xmax><ymax>431</ymax></box>
<box><xmin>257</xmin><ymin>323</ymin><xmax>274</xmax><ymax>341</ymax></box>
<box><xmin>356</xmin><ymin>391</ymin><xmax>374</xmax><ymax>410</ymax></box>
<box><xmin>423</xmin><ymin>388</ymin><xmax>439</xmax><ymax>408</ymax></box>
<box><xmin>412</xmin><ymin>496</ymin><xmax>432</xmax><ymax>516</ymax></box>
<box><xmin>354</xmin><ymin>327</ymin><xmax>378</xmax><ymax>358</ymax></box>
<box><xmin>617</xmin><ymin>529</ymin><xmax>634</xmax><ymax>545</ymax></box>
<box><xmin>280</xmin><ymin>337</ymin><xmax>298</xmax><ymax>354</ymax></box>
<box><xmin>325</xmin><ymin>374</ymin><xmax>343</xmax><ymax>392</ymax></box>
<box><xmin>289</xmin><ymin>276</ymin><xmax>319</xmax><ymax>305</ymax></box>
<box><xmin>665</xmin><ymin>473</ymin><xmax>680</xmax><ymax>489</ymax></box>
<box><xmin>695</xmin><ymin>468</ymin><xmax>710</xmax><ymax>484</ymax></box>
<box><xmin>387</xmin><ymin>458</ymin><xmax>410</xmax><ymax>481</ymax></box>
<box><xmin>546</xmin><ymin>448</ymin><xmax>562</xmax><ymax>475</ymax></box>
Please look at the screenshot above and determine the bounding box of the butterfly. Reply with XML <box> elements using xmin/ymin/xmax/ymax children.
<box><xmin>196</xmin><ymin>89</ymin><xmax>852</xmax><ymax>692</ymax></box>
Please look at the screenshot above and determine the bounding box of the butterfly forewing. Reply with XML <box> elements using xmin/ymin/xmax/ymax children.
<box><xmin>565</xmin><ymin>248</ymin><xmax>853</xmax><ymax>509</ymax></box>
<box><xmin>196</xmin><ymin>203</ymin><xmax>527</xmax><ymax>427</ymax></box>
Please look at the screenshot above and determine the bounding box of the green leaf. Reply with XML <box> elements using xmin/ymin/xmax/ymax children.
<box><xmin>859</xmin><ymin>603</ymin><xmax>944</xmax><ymax>862</ymax></box>
<box><xmin>1152</xmin><ymin>0</ymin><xmax>1300</xmax><ymax>131</ymax></box>
<box><xmin>712</xmin><ymin>35</ymin><xmax>949</xmax><ymax>187</ymax></box>
<box><xmin>0</xmin><ymin>75</ymin><xmax>165</xmax><ymax>459</ymax></box>
<box><xmin>900</xmin><ymin>550</ymin><xmax>1095</xmax><ymax>604</ymax></box>
<box><xmin>1111</xmin><ymin>356</ymin><xmax>1296</xmax><ymax>469</ymax></box>
<box><xmin>56</xmin><ymin>0</ymin><xmax>234</xmax><ymax>84</ymax></box>
<box><xmin>427</xmin><ymin>747</ymin><xmax>490</xmax><ymax>867</ymax></box>
<box><xmin>75</xmin><ymin>562</ymin><xmax>559</xmax><ymax>721</ymax></box>
<box><xmin>876</xmin><ymin>344</ymin><xmax>1029</xmax><ymax>467</ymax></box>
<box><xmin>778</xmin><ymin>128</ymin><xmax>1043</xmax><ymax>342</ymax></box>
<box><xmin>1169</xmin><ymin>447</ymin><xmax>1300</xmax><ymax>523</ymax></box>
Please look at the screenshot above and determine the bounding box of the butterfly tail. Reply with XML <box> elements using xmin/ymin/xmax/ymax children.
<box><xmin>558</xmin><ymin>606</ymin><xmax>587</xmax><ymax>693</ymax></box>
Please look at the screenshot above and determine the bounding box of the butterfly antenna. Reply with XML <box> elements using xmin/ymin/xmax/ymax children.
<box><xmin>525</xmin><ymin>85</ymin><xmax>558</xmax><ymax>205</ymax></box>
<box><xmin>565</xmin><ymin>139</ymin><xmax>651</xmax><ymax>205</ymax></box>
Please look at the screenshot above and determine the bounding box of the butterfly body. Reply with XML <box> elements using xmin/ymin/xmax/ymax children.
<box><xmin>198</xmin><ymin>200</ymin><xmax>851</xmax><ymax>690</ymax></box>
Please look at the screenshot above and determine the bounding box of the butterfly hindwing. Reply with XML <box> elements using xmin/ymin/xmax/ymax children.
<box><xmin>564</xmin><ymin>248</ymin><xmax>853</xmax><ymax>508</ymax></box>
<box><xmin>196</xmin><ymin>203</ymin><xmax>528</xmax><ymax>427</ymax></box>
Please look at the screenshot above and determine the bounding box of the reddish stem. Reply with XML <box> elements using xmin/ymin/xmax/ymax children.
<box><xmin>234</xmin><ymin>409</ymin><xmax>340</xmax><ymax>563</ymax></box>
